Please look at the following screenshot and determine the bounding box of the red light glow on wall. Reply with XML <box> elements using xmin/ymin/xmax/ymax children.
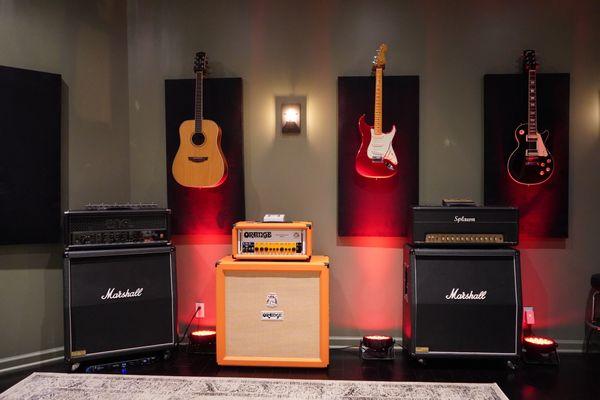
<box><xmin>332</xmin><ymin>244</ymin><xmax>404</xmax><ymax>333</ymax></box>
<box><xmin>174</xmin><ymin>242</ymin><xmax>230</xmax><ymax>333</ymax></box>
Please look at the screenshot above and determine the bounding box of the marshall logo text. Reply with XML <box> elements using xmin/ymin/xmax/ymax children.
<box><xmin>445</xmin><ymin>288</ymin><xmax>487</xmax><ymax>300</ymax></box>
<box><xmin>100</xmin><ymin>288</ymin><xmax>144</xmax><ymax>300</ymax></box>
<box><xmin>454</xmin><ymin>216</ymin><xmax>476</xmax><ymax>223</ymax></box>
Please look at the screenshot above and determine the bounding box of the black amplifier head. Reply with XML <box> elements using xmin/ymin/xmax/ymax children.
<box><xmin>410</xmin><ymin>206</ymin><xmax>518</xmax><ymax>246</ymax></box>
<box><xmin>64</xmin><ymin>208</ymin><xmax>171</xmax><ymax>250</ymax></box>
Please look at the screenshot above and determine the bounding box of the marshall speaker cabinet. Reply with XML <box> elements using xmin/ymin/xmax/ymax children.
<box><xmin>63</xmin><ymin>246</ymin><xmax>177</xmax><ymax>364</ymax></box>
<box><xmin>216</xmin><ymin>256</ymin><xmax>329</xmax><ymax>368</ymax></box>
<box><xmin>403</xmin><ymin>245</ymin><xmax>522</xmax><ymax>360</ymax></box>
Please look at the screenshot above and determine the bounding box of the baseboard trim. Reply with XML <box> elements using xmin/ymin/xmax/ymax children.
<box><xmin>0</xmin><ymin>347</ymin><xmax>64</xmax><ymax>375</ymax></box>
<box><xmin>0</xmin><ymin>356</ymin><xmax>64</xmax><ymax>375</ymax></box>
<box><xmin>0</xmin><ymin>347</ymin><xmax>63</xmax><ymax>365</ymax></box>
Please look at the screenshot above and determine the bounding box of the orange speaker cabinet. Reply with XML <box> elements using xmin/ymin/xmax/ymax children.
<box><xmin>216</xmin><ymin>256</ymin><xmax>329</xmax><ymax>368</ymax></box>
<box><xmin>232</xmin><ymin>221</ymin><xmax>312</xmax><ymax>261</ymax></box>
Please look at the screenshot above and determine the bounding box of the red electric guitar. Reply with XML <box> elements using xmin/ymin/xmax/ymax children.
<box><xmin>507</xmin><ymin>50</ymin><xmax>554</xmax><ymax>185</ymax></box>
<box><xmin>355</xmin><ymin>44</ymin><xmax>398</xmax><ymax>179</ymax></box>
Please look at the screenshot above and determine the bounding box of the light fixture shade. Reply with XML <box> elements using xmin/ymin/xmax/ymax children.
<box><xmin>282</xmin><ymin>103</ymin><xmax>301</xmax><ymax>133</ymax></box>
<box><xmin>363</xmin><ymin>335</ymin><xmax>394</xmax><ymax>351</ymax></box>
<box><xmin>189</xmin><ymin>329</ymin><xmax>217</xmax><ymax>345</ymax></box>
<box><xmin>275</xmin><ymin>96</ymin><xmax>306</xmax><ymax>135</ymax></box>
<box><xmin>523</xmin><ymin>336</ymin><xmax>557</xmax><ymax>350</ymax></box>
<box><xmin>359</xmin><ymin>335</ymin><xmax>395</xmax><ymax>361</ymax></box>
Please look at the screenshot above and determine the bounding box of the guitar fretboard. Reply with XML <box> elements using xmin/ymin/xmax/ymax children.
<box><xmin>374</xmin><ymin>68</ymin><xmax>383</xmax><ymax>135</ymax></box>
<box><xmin>527</xmin><ymin>70</ymin><xmax>537</xmax><ymax>137</ymax></box>
<box><xmin>194</xmin><ymin>71</ymin><xmax>203</xmax><ymax>133</ymax></box>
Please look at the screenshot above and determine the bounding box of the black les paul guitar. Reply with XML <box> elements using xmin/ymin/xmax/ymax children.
<box><xmin>507</xmin><ymin>50</ymin><xmax>554</xmax><ymax>185</ymax></box>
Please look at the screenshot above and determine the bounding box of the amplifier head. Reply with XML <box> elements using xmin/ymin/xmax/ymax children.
<box><xmin>64</xmin><ymin>209</ymin><xmax>171</xmax><ymax>250</ymax></box>
<box><xmin>232</xmin><ymin>221</ymin><xmax>312</xmax><ymax>260</ymax></box>
<box><xmin>410</xmin><ymin>206</ymin><xmax>519</xmax><ymax>246</ymax></box>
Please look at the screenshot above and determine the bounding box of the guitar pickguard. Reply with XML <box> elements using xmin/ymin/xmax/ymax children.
<box><xmin>367</xmin><ymin>127</ymin><xmax>397</xmax><ymax>167</ymax></box>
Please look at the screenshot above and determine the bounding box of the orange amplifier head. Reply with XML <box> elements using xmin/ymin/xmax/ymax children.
<box><xmin>232</xmin><ymin>221</ymin><xmax>312</xmax><ymax>260</ymax></box>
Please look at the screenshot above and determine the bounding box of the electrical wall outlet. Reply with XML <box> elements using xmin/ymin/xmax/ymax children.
<box><xmin>524</xmin><ymin>306</ymin><xmax>535</xmax><ymax>325</ymax></box>
<box><xmin>195</xmin><ymin>302</ymin><xmax>205</xmax><ymax>318</ymax></box>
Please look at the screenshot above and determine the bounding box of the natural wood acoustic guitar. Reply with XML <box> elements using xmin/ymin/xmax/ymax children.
<box><xmin>172</xmin><ymin>52</ymin><xmax>227</xmax><ymax>188</ymax></box>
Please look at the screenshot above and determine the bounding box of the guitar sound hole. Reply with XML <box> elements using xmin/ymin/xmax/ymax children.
<box><xmin>191</xmin><ymin>132</ymin><xmax>206</xmax><ymax>146</ymax></box>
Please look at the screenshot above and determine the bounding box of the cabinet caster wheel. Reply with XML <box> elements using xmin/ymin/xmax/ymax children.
<box><xmin>163</xmin><ymin>350</ymin><xmax>172</xmax><ymax>361</ymax></box>
<box><xmin>70</xmin><ymin>363</ymin><xmax>80</xmax><ymax>372</ymax></box>
<box><xmin>506</xmin><ymin>360</ymin><xmax>517</xmax><ymax>370</ymax></box>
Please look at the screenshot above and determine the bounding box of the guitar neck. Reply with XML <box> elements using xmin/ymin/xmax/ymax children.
<box><xmin>374</xmin><ymin>68</ymin><xmax>383</xmax><ymax>134</ymax></box>
<box><xmin>527</xmin><ymin>70</ymin><xmax>537</xmax><ymax>136</ymax></box>
<box><xmin>194</xmin><ymin>71</ymin><xmax>203</xmax><ymax>133</ymax></box>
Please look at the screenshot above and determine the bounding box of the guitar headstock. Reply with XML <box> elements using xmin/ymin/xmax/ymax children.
<box><xmin>194</xmin><ymin>52</ymin><xmax>208</xmax><ymax>73</ymax></box>
<box><xmin>372</xmin><ymin>43</ymin><xmax>388</xmax><ymax>71</ymax></box>
<box><xmin>522</xmin><ymin>50</ymin><xmax>539</xmax><ymax>72</ymax></box>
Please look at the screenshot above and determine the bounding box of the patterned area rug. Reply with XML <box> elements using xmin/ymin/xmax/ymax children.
<box><xmin>0</xmin><ymin>372</ymin><xmax>508</xmax><ymax>400</ymax></box>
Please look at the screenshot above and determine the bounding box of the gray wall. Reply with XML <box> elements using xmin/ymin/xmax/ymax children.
<box><xmin>0</xmin><ymin>0</ymin><xmax>130</xmax><ymax>365</ymax></box>
<box><xmin>127</xmin><ymin>0</ymin><xmax>600</xmax><ymax>346</ymax></box>
<box><xmin>1</xmin><ymin>0</ymin><xmax>599</xmax><ymax>367</ymax></box>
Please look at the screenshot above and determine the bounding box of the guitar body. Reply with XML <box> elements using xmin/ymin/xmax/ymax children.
<box><xmin>355</xmin><ymin>114</ymin><xmax>398</xmax><ymax>179</ymax></box>
<box><xmin>172</xmin><ymin>119</ymin><xmax>227</xmax><ymax>188</ymax></box>
<box><xmin>507</xmin><ymin>123</ymin><xmax>554</xmax><ymax>185</ymax></box>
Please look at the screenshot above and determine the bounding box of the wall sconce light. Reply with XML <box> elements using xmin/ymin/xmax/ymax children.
<box><xmin>276</xmin><ymin>96</ymin><xmax>306</xmax><ymax>135</ymax></box>
<box><xmin>282</xmin><ymin>103</ymin><xmax>301</xmax><ymax>133</ymax></box>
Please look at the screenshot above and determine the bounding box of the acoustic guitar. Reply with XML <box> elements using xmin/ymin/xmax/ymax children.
<box><xmin>507</xmin><ymin>50</ymin><xmax>554</xmax><ymax>185</ymax></box>
<box><xmin>355</xmin><ymin>44</ymin><xmax>398</xmax><ymax>179</ymax></box>
<box><xmin>172</xmin><ymin>52</ymin><xmax>227</xmax><ymax>188</ymax></box>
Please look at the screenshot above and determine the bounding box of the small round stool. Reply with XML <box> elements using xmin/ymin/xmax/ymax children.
<box><xmin>585</xmin><ymin>273</ymin><xmax>600</xmax><ymax>352</ymax></box>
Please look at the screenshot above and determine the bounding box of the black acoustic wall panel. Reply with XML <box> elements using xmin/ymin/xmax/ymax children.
<box><xmin>484</xmin><ymin>73</ymin><xmax>569</xmax><ymax>238</ymax></box>
<box><xmin>0</xmin><ymin>65</ymin><xmax>61</xmax><ymax>244</ymax></box>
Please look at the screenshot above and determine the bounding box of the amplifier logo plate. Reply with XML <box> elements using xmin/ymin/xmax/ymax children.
<box><xmin>243</xmin><ymin>231</ymin><xmax>272</xmax><ymax>239</ymax></box>
<box><xmin>445</xmin><ymin>288</ymin><xmax>487</xmax><ymax>300</ymax></box>
<box><xmin>454</xmin><ymin>216</ymin><xmax>476</xmax><ymax>223</ymax></box>
<box><xmin>261</xmin><ymin>311</ymin><xmax>284</xmax><ymax>321</ymax></box>
<box><xmin>266</xmin><ymin>293</ymin><xmax>278</xmax><ymax>308</ymax></box>
<box><xmin>100</xmin><ymin>288</ymin><xmax>144</xmax><ymax>300</ymax></box>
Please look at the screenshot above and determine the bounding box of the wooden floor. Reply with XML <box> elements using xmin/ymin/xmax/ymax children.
<box><xmin>1</xmin><ymin>348</ymin><xmax>599</xmax><ymax>399</ymax></box>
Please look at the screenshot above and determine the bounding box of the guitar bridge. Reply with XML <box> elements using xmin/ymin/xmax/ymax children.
<box><xmin>188</xmin><ymin>156</ymin><xmax>208</xmax><ymax>163</ymax></box>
